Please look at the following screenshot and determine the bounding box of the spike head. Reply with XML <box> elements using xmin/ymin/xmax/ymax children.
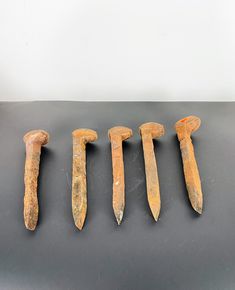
<box><xmin>139</xmin><ymin>122</ymin><xmax>164</xmax><ymax>139</ymax></box>
<box><xmin>72</xmin><ymin>129</ymin><xmax>98</xmax><ymax>143</ymax></box>
<box><xmin>23</xmin><ymin>130</ymin><xmax>49</xmax><ymax>145</ymax></box>
<box><xmin>108</xmin><ymin>126</ymin><xmax>133</xmax><ymax>141</ymax></box>
<box><xmin>175</xmin><ymin>116</ymin><xmax>201</xmax><ymax>141</ymax></box>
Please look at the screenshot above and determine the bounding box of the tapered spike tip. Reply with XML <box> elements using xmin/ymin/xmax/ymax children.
<box><xmin>115</xmin><ymin>210</ymin><xmax>123</xmax><ymax>225</ymax></box>
<box><xmin>149</xmin><ymin>201</ymin><xmax>160</xmax><ymax>222</ymax></box>
<box><xmin>74</xmin><ymin>216</ymin><xmax>86</xmax><ymax>230</ymax></box>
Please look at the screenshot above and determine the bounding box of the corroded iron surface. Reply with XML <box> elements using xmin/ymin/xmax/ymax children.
<box><xmin>23</xmin><ymin>130</ymin><xmax>49</xmax><ymax>231</ymax></box>
<box><xmin>139</xmin><ymin>122</ymin><xmax>164</xmax><ymax>221</ymax></box>
<box><xmin>72</xmin><ymin>129</ymin><xmax>98</xmax><ymax>230</ymax></box>
<box><xmin>175</xmin><ymin>116</ymin><xmax>203</xmax><ymax>214</ymax></box>
<box><xmin>108</xmin><ymin>126</ymin><xmax>132</xmax><ymax>225</ymax></box>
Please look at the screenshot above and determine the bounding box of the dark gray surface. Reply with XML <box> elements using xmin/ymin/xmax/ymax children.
<box><xmin>0</xmin><ymin>102</ymin><xmax>234</xmax><ymax>290</ymax></box>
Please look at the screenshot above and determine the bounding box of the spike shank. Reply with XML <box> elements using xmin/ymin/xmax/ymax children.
<box><xmin>141</xmin><ymin>133</ymin><xmax>161</xmax><ymax>220</ymax></box>
<box><xmin>72</xmin><ymin>138</ymin><xmax>87</xmax><ymax>230</ymax></box>
<box><xmin>110</xmin><ymin>135</ymin><xmax>125</xmax><ymax>225</ymax></box>
<box><xmin>179</xmin><ymin>136</ymin><xmax>203</xmax><ymax>213</ymax></box>
<box><xmin>24</xmin><ymin>142</ymin><xmax>41</xmax><ymax>230</ymax></box>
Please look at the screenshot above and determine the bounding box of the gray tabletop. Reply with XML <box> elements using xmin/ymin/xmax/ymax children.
<box><xmin>0</xmin><ymin>102</ymin><xmax>234</xmax><ymax>290</ymax></box>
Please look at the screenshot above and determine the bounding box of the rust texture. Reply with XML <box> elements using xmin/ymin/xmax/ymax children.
<box><xmin>23</xmin><ymin>130</ymin><xmax>49</xmax><ymax>231</ymax></box>
<box><xmin>108</xmin><ymin>126</ymin><xmax>133</xmax><ymax>225</ymax></box>
<box><xmin>139</xmin><ymin>122</ymin><xmax>165</xmax><ymax>221</ymax></box>
<box><xmin>175</xmin><ymin>115</ymin><xmax>203</xmax><ymax>214</ymax></box>
<box><xmin>72</xmin><ymin>129</ymin><xmax>98</xmax><ymax>230</ymax></box>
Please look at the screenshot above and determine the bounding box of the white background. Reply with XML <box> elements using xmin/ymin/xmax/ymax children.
<box><xmin>0</xmin><ymin>0</ymin><xmax>235</xmax><ymax>101</ymax></box>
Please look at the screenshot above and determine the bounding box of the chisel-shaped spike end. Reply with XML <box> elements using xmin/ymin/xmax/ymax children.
<box><xmin>196</xmin><ymin>208</ymin><xmax>203</xmax><ymax>215</ymax></box>
<box><xmin>189</xmin><ymin>188</ymin><xmax>203</xmax><ymax>215</ymax></box>
<box><xmin>25</xmin><ymin>220</ymin><xmax>37</xmax><ymax>231</ymax></box>
<box><xmin>24</xmin><ymin>199</ymin><xmax>38</xmax><ymax>231</ymax></box>
<box><xmin>192</xmin><ymin>204</ymin><xmax>203</xmax><ymax>215</ymax></box>
<box><xmin>190</xmin><ymin>193</ymin><xmax>203</xmax><ymax>214</ymax></box>
<box><xmin>72</xmin><ymin>199</ymin><xmax>87</xmax><ymax>231</ymax></box>
<box><xmin>152</xmin><ymin>213</ymin><xmax>159</xmax><ymax>222</ymax></box>
<box><xmin>149</xmin><ymin>204</ymin><xmax>160</xmax><ymax>222</ymax></box>
<box><xmin>115</xmin><ymin>210</ymin><xmax>123</xmax><ymax>225</ymax></box>
<box><xmin>75</xmin><ymin>217</ymin><xmax>86</xmax><ymax>230</ymax></box>
<box><xmin>73</xmin><ymin>208</ymin><xmax>87</xmax><ymax>230</ymax></box>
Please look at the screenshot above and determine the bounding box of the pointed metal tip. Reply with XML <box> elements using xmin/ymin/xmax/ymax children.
<box><xmin>25</xmin><ymin>223</ymin><xmax>36</xmax><ymax>231</ymax></box>
<box><xmin>75</xmin><ymin>223</ymin><xmax>84</xmax><ymax>230</ymax></box>
<box><xmin>74</xmin><ymin>218</ymin><xmax>85</xmax><ymax>230</ymax></box>
<box><xmin>151</xmin><ymin>210</ymin><xmax>160</xmax><ymax>222</ymax></box>
<box><xmin>191</xmin><ymin>202</ymin><xmax>203</xmax><ymax>215</ymax></box>
<box><xmin>153</xmin><ymin>216</ymin><xmax>158</xmax><ymax>222</ymax></box>
<box><xmin>149</xmin><ymin>204</ymin><xmax>160</xmax><ymax>222</ymax></box>
<box><xmin>191</xmin><ymin>200</ymin><xmax>203</xmax><ymax>215</ymax></box>
<box><xmin>115</xmin><ymin>210</ymin><xmax>123</xmax><ymax>225</ymax></box>
<box><xmin>24</xmin><ymin>217</ymin><xmax>37</xmax><ymax>231</ymax></box>
<box><xmin>194</xmin><ymin>206</ymin><xmax>203</xmax><ymax>215</ymax></box>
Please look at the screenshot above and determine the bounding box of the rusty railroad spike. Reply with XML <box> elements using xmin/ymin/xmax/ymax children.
<box><xmin>175</xmin><ymin>116</ymin><xmax>203</xmax><ymax>214</ymax></box>
<box><xmin>23</xmin><ymin>130</ymin><xmax>49</xmax><ymax>231</ymax></box>
<box><xmin>139</xmin><ymin>122</ymin><xmax>165</xmax><ymax>221</ymax></box>
<box><xmin>108</xmin><ymin>126</ymin><xmax>133</xmax><ymax>225</ymax></box>
<box><xmin>72</xmin><ymin>129</ymin><xmax>98</xmax><ymax>230</ymax></box>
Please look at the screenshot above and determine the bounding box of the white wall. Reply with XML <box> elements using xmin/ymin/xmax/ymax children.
<box><xmin>0</xmin><ymin>0</ymin><xmax>235</xmax><ymax>101</ymax></box>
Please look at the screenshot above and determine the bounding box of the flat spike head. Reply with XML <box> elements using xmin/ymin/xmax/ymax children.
<box><xmin>139</xmin><ymin>122</ymin><xmax>164</xmax><ymax>139</ymax></box>
<box><xmin>23</xmin><ymin>130</ymin><xmax>49</xmax><ymax>145</ymax></box>
<box><xmin>108</xmin><ymin>126</ymin><xmax>133</xmax><ymax>141</ymax></box>
<box><xmin>175</xmin><ymin>116</ymin><xmax>201</xmax><ymax>140</ymax></box>
<box><xmin>72</xmin><ymin>129</ymin><xmax>98</xmax><ymax>143</ymax></box>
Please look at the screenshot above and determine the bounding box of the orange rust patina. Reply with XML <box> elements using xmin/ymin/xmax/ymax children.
<box><xmin>108</xmin><ymin>126</ymin><xmax>133</xmax><ymax>225</ymax></box>
<box><xmin>72</xmin><ymin>129</ymin><xmax>98</xmax><ymax>230</ymax></box>
<box><xmin>23</xmin><ymin>130</ymin><xmax>49</xmax><ymax>231</ymax></box>
<box><xmin>175</xmin><ymin>116</ymin><xmax>203</xmax><ymax>214</ymax></box>
<box><xmin>139</xmin><ymin>122</ymin><xmax>165</xmax><ymax>221</ymax></box>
